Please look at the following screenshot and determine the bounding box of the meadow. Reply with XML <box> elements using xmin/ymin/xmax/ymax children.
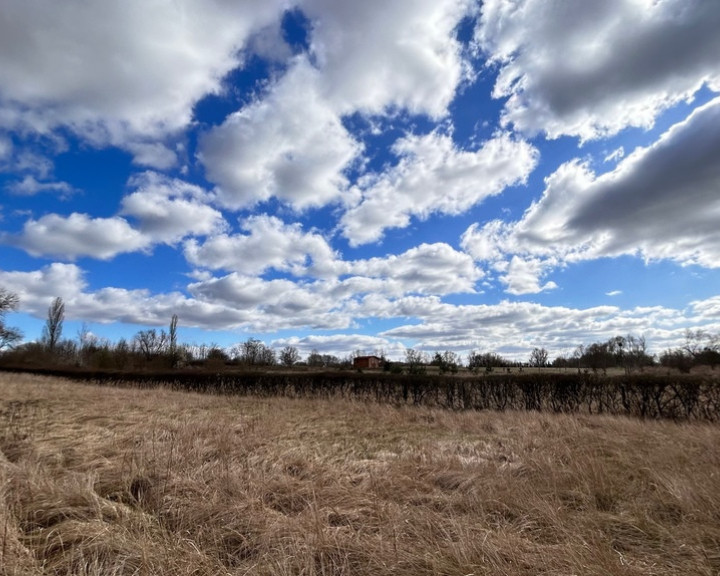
<box><xmin>1</xmin><ymin>372</ymin><xmax>719</xmax><ymax>575</ymax></box>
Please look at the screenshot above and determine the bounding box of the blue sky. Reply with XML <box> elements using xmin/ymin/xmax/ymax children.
<box><xmin>1</xmin><ymin>0</ymin><xmax>719</xmax><ymax>361</ymax></box>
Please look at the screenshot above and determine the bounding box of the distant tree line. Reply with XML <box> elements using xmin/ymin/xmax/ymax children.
<box><xmin>1</xmin><ymin>288</ymin><xmax>719</xmax><ymax>375</ymax></box>
<box><xmin>0</xmin><ymin>292</ymin><xmax>357</xmax><ymax>371</ymax></box>
<box><xmin>550</xmin><ymin>335</ymin><xmax>655</xmax><ymax>374</ymax></box>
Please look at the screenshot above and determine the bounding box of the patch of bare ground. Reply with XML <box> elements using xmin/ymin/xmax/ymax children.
<box><xmin>1</xmin><ymin>372</ymin><xmax>719</xmax><ymax>575</ymax></box>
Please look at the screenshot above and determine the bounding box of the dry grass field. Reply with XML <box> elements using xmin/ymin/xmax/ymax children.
<box><xmin>1</xmin><ymin>373</ymin><xmax>719</xmax><ymax>575</ymax></box>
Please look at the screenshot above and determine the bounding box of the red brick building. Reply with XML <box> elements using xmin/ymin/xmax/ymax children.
<box><xmin>353</xmin><ymin>355</ymin><xmax>382</xmax><ymax>369</ymax></box>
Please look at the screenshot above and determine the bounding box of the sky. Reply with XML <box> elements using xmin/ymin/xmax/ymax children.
<box><xmin>1</xmin><ymin>0</ymin><xmax>719</xmax><ymax>362</ymax></box>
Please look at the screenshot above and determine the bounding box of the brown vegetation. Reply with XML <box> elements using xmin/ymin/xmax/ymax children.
<box><xmin>3</xmin><ymin>366</ymin><xmax>719</xmax><ymax>421</ymax></box>
<box><xmin>1</xmin><ymin>373</ymin><xmax>720</xmax><ymax>575</ymax></box>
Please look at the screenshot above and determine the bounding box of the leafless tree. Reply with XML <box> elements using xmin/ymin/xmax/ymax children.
<box><xmin>134</xmin><ymin>329</ymin><xmax>168</xmax><ymax>360</ymax></box>
<box><xmin>0</xmin><ymin>287</ymin><xmax>22</xmax><ymax>350</ymax></box>
<box><xmin>42</xmin><ymin>297</ymin><xmax>65</xmax><ymax>353</ymax></box>
<box><xmin>279</xmin><ymin>345</ymin><xmax>300</xmax><ymax>367</ymax></box>
<box><xmin>405</xmin><ymin>348</ymin><xmax>428</xmax><ymax>375</ymax></box>
<box><xmin>529</xmin><ymin>347</ymin><xmax>549</xmax><ymax>368</ymax></box>
<box><xmin>168</xmin><ymin>314</ymin><xmax>179</xmax><ymax>366</ymax></box>
<box><xmin>234</xmin><ymin>338</ymin><xmax>276</xmax><ymax>366</ymax></box>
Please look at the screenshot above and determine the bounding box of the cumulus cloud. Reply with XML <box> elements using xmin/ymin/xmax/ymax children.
<box><xmin>691</xmin><ymin>296</ymin><xmax>720</xmax><ymax>320</ymax></box>
<box><xmin>125</xmin><ymin>142</ymin><xmax>178</xmax><ymax>170</ymax></box>
<box><xmin>186</xmin><ymin>215</ymin><xmax>483</xmax><ymax>298</ymax></box>
<box><xmin>0</xmin><ymin>262</ymin><xmax>249</xmax><ymax>328</ymax></box>
<box><xmin>12</xmin><ymin>213</ymin><xmax>149</xmax><ymax>260</ymax></box>
<box><xmin>500</xmin><ymin>256</ymin><xmax>557</xmax><ymax>295</ymax></box>
<box><xmin>340</xmin><ymin>130</ymin><xmax>538</xmax><ymax>245</ymax></box>
<box><xmin>6</xmin><ymin>172</ymin><xmax>225</xmax><ymax>259</ymax></box>
<box><xmin>184</xmin><ymin>212</ymin><xmax>483</xmax><ymax>296</ymax></box>
<box><xmin>0</xmin><ymin>0</ymin><xmax>286</xmax><ymax>148</ymax></box>
<box><xmin>376</xmin><ymin>298</ymin><xmax>697</xmax><ymax>358</ymax></box>
<box><xmin>188</xmin><ymin>273</ymin><xmax>352</xmax><ymax>331</ymax></box>
<box><xmin>345</xmin><ymin>243</ymin><xmax>483</xmax><ymax>296</ymax></box>
<box><xmin>199</xmin><ymin>0</ymin><xmax>479</xmax><ymax>212</ymax></box>
<box><xmin>184</xmin><ymin>214</ymin><xmax>340</xmax><ymax>277</ymax></box>
<box><xmin>5</xmin><ymin>175</ymin><xmax>75</xmax><ymax>197</ymax></box>
<box><xmin>3</xmin><ymin>262</ymin><xmax>718</xmax><ymax>357</ymax></box>
<box><xmin>199</xmin><ymin>57</ymin><xmax>361</xmax><ymax>210</ymax></box>
<box><xmin>271</xmin><ymin>333</ymin><xmax>403</xmax><ymax>359</ymax></box>
<box><xmin>462</xmin><ymin>97</ymin><xmax>720</xmax><ymax>291</ymax></box>
<box><xmin>121</xmin><ymin>172</ymin><xmax>226</xmax><ymax>244</ymax></box>
<box><xmin>301</xmin><ymin>0</ymin><xmax>473</xmax><ymax>117</ymax></box>
<box><xmin>476</xmin><ymin>0</ymin><xmax>720</xmax><ymax>139</ymax></box>
<box><xmin>0</xmin><ymin>263</ymin><xmax>87</xmax><ymax>304</ymax></box>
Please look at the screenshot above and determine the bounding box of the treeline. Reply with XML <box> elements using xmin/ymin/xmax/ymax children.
<box><xmin>551</xmin><ymin>335</ymin><xmax>655</xmax><ymax>374</ymax></box>
<box><xmin>1</xmin><ymin>292</ymin><xmax>720</xmax><ymax>375</ymax></box>
<box><xmin>0</xmin><ymin>331</ymin><xmax>354</xmax><ymax>372</ymax></box>
<box><xmin>0</xmin><ymin>293</ymin><xmax>357</xmax><ymax>370</ymax></box>
<box><xmin>657</xmin><ymin>329</ymin><xmax>720</xmax><ymax>373</ymax></box>
<box><xmin>3</xmin><ymin>291</ymin><xmax>720</xmax><ymax>421</ymax></box>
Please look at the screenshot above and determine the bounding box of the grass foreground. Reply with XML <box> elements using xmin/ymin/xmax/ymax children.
<box><xmin>1</xmin><ymin>373</ymin><xmax>719</xmax><ymax>575</ymax></box>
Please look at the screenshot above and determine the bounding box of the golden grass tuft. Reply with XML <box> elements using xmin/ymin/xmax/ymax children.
<box><xmin>1</xmin><ymin>372</ymin><xmax>719</xmax><ymax>575</ymax></box>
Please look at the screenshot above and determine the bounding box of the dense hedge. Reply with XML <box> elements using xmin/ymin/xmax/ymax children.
<box><xmin>2</xmin><ymin>366</ymin><xmax>719</xmax><ymax>421</ymax></box>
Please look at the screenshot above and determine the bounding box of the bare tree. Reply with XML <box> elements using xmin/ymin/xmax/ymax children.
<box><xmin>307</xmin><ymin>349</ymin><xmax>324</xmax><ymax>367</ymax></box>
<box><xmin>279</xmin><ymin>345</ymin><xmax>300</xmax><ymax>367</ymax></box>
<box><xmin>42</xmin><ymin>297</ymin><xmax>65</xmax><ymax>353</ymax></box>
<box><xmin>0</xmin><ymin>287</ymin><xmax>22</xmax><ymax>350</ymax></box>
<box><xmin>529</xmin><ymin>347</ymin><xmax>549</xmax><ymax>368</ymax></box>
<box><xmin>234</xmin><ymin>338</ymin><xmax>276</xmax><ymax>366</ymax></box>
<box><xmin>169</xmin><ymin>314</ymin><xmax>179</xmax><ymax>366</ymax></box>
<box><xmin>432</xmin><ymin>350</ymin><xmax>460</xmax><ymax>374</ymax></box>
<box><xmin>405</xmin><ymin>348</ymin><xmax>427</xmax><ymax>375</ymax></box>
<box><xmin>624</xmin><ymin>334</ymin><xmax>652</xmax><ymax>373</ymax></box>
<box><xmin>134</xmin><ymin>329</ymin><xmax>168</xmax><ymax>360</ymax></box>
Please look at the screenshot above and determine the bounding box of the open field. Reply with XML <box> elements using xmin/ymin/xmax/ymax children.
<box><xmin>1</xmin><ymin>373</ymin><xmax>720</xmax><ymax>575</ymax></box>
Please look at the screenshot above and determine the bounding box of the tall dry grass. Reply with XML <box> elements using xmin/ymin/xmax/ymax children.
<box><xmin>1</xmin><ymin>372</ymin><xmax>719</xmax><ymax>575</ymax></box>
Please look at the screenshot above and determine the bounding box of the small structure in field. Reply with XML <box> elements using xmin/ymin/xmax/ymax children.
<box><xmin>353</xmin><ymin>355</ymin><xmax>383</xmax><ymax>370</ymax></box>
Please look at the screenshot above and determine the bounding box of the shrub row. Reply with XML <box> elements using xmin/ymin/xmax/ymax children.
<box><xmin>2</xmin><ymin>366</ymin><xmax>719</xmax><ymax>421</ymax></box>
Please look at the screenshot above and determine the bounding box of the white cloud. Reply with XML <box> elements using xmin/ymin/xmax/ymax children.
<box><xmin>188</xmin><ymin>273</ymin><xmax>352</xmax><ymax>331</ymax></box>
<box><xmin>340</xmin><ymin>130</ymin><xmax>538</xmax><ymax>245</ymax></box>
<box><xmin>7</xmin><ymin>172</ymin><xmax>225</xmax><ymax>260</ymax></box>
<box><xmin>691</xmin><ymin>296</ymin><xmax>720</xmax><ymax>320</ymax></box>
<box><xmin>462</xmin><ymin>98</ymin><xmax>720</xmax><ymax>291</ymax></box>
<box><xmin>345</xmin><ymin>242</ymin><xmax>483</xmax><ymax>296</ymax></box>
<box><xmin>199</xmin><ymin>0</ymin><xmax>481</xmax><ymax>212</ymax></box>
<box><xmin>199</xmin><ymin>57</ymin><xmax>361</xmax><ymax>210</ymax></box>
<box><xmin>121</xmin><ymin>172</ymin><xmax>226</xmax><ymax>244</ymax></box>
<box><xmin>1</xmin><ymin>148</ymin><xmax>55</xmax><ymax>180</ymax></box>
<box><xmin>604</xmin><ymin>147</ymin><xmax>625</xmax><ymax>163</ymax></box>
<box><xmin>0</xmin><ymin>0</ymin><xmax>286</xmax><ymax>147</ymax></box>
<box><xmin>5</xmin><ymin>175</ymin><xmax>75</xmax><ymax>197</ymax></box>
<box><xmin>301</xmin><ymin>0</ymin><xmax>473</xmax><ymax>117</ymax></box>
<box><xmin>184</xmin><ymin>214</ymin><xmax>340</xmax><ymax>277</ymax></box>
<box><xmin>3</xmin><ymin>262</ymin><xmax>718</xmax><ymax>358</ymax></box>
<box><xmin>500</xmin><ymin>256</ymin><xmax>557</xmax><ymax>295</ymax></box>
<box><xmin>476</xmin><ymin>0</ymin><xmax>720</xmax><ymax>140</ymax></box>
<box><xmin>12</xmin><ymin>213</ymin><xmax>149</xmax><ymax>260</ymax></box>
<box><xmin>0</xmin><ymin>136</ymin><xmax>11</xmax><ymax>162</ymax></box>
<box><xmin>0</xmin><ymin>263</ymin><xmax>87</xmax><ymax>304</ymax></box>
<box><xmin>271</xmin><ymin>333</ymin><xmax>403</xmax><ymax>359</ymax></box>
<box><xmin>125</xmin><ymin>142</ymin><xmax>178</xmax><ymax>170</ymax></box>
<box><xmin>375</xmin><ymin>297</ymin><xmax>699</xmax><ymax>358</ymax></box>
<box><xmin>0</xmin><ymin>262</ymin><xmax>248</xmax><ymax>328</ymax></box>
<box><xmin>186</xmin><ymin>216</ymin><xmax>483</xmax><ymax>297</ymax></box>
